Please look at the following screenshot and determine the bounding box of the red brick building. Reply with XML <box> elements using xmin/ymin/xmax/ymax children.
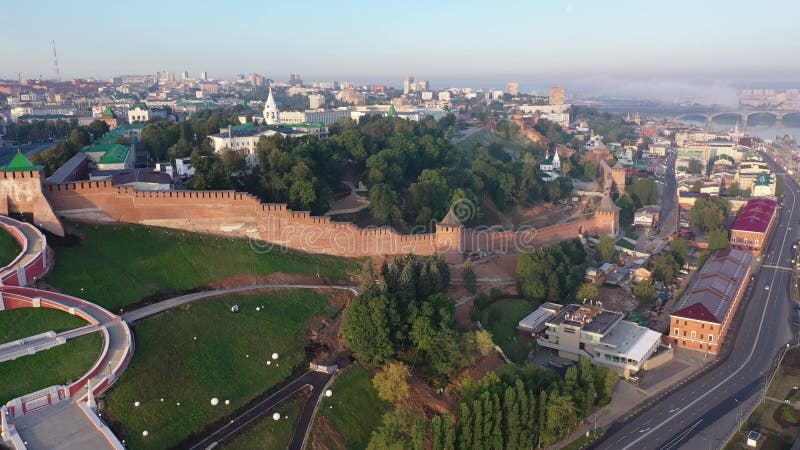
<box><xmin>730</xmin><ymin>198</ymin><xmax>778</xmax><ymax>256</ymax></box>
<box><xmin>669</xmin><ymin>249</ymin><xmax>753</xmax><ymax>354</ymax></box>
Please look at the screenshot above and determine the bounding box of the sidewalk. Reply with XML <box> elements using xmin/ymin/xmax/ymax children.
<box><xmin>548</xmin><ymin>348</ymin><xmax>712</xmax><ymax>450</ymax></box>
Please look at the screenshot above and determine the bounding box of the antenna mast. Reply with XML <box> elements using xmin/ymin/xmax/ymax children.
<box><xmin>52</xmin><ymin>40</ymin><xmax>61</xmax><ymax>82</ymax></box>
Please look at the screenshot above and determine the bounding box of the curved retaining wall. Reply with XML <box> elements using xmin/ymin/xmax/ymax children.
<box><xmin>0</xmin><ymin>216</ymin><xmax>52</xmax><ymax>287</ymax></box>
<box><xmin>0</xmin><ymin>287</ymin><xmax>133</xmax><ymax>419</ymax></box>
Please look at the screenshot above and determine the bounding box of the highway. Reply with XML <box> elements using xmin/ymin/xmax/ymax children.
<box><xmin>591</xmin><ymin>152</ymin><xmax>799</xmax><ymax>450</ymax></box>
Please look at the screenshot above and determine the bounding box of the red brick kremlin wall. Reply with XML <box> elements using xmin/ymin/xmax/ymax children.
<box><xmin>41</xmin><ymin>180</ymin><xmax>618</xmax><ymax>257</ymax></box>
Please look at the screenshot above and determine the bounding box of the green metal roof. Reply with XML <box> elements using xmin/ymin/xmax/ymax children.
<box><xmin>388</xmin><ymin>103</ymin><xmax>397</xmax><ymax>116</ymax></box>
<box><xmin>98</xmin><ymin>145</ymin><xmax>131</xmax><ymax>164</ymax></box>
<box><xmin>755</xmin><ymin>173</ymin><xmax>773</xmax><ymax>186</ymax></box>
<box><xmin>290</xmin><ymin>122</ymin><xmax>325</xmax><ymax>129</ymax></box>
<box><xmin>0</xmin><ymin>152</ymin><xmax>43</xmax><ymax>172</ymax></box>
<box><xmin>82</xmin><ymin>143</ymin><xmax>131</xmax><ymax>164</ymax></box>
<box><xmin>129</xmin><ymin>103</ymin><xmax>148</xmax><ymax>110</ymax></box>
<box><xmin>102</xmin><ymin>106</ymin><xmax>116</xmax><ymax>118</ymax></box>
<box><xmin>231</xmin><ymin>123</ymin><xmax>255</xmax><ymax>131</ymax></box>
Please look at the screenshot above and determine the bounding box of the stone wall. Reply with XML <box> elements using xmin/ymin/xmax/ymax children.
<box><xmin>0</xmin><ymin>170</ymin><xmax>63</xmax><ymax>236</ymax></box>
<box><xmin>41</xmin><ymin>181</ymin><xmax>619</xmax><ymax>258</ymax></box>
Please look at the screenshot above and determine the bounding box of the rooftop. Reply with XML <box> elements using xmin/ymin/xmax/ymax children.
<box><xmin>671</xmin><ymin>248</ymin><xmax>752</xmax><ymax>323</ymax></box>
<box><xmin>731</xmin><ymin>198</ymin><xmax>777</xmax><ymax>233</ymax></box>
<box><xmin>518</xmin><ymin>302</ymin><xmax>562</xmax><ymax>332</ymax></box>
<box><xmin>547</xmin><ymin>303</ymin><xmax>624</xmax><ymax>336</ymax></box>
<box><xmin>598</xmin><ymin>320</ymin><xmax>663</xmax><ymax>362</ymax></box>
<box><xmin>0</xmin><ymin>151</ymin><xmax>43</xmax><ymax>172</ymax></box>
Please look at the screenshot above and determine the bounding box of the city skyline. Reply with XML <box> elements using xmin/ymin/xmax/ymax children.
<box><xmin>3</xmin><ymin>0</ymin><xmax>799</xmax><ymax>94</ymax></box>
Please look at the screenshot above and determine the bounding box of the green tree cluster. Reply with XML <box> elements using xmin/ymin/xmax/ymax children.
<box><xmin>346</xmin><ymin>256</ymin><xmax>480</xmax><ymax>382</ymax></box>
<box><xmin>30</xmin><ymin>120</ymin><xmax>111</xmax><ymax>175</ymax></box>
<box><xmin>445</xmin><ymin>360</ymin><xmax>616</xmax><ymax>449</ymax></box>
<box><xmin>516</xmin><ymin>240</ymin><xmax>587</xmax><ymax>302</ymax></box>
<box><xmin>689</xmin><ymin>197</ymin><xmax>730</xmax><ymax>234</ymax></box>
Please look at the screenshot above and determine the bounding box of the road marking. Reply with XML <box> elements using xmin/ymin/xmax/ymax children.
<box><xmin>618</xmin><ymin>175</ymin><xmax>798</xmax><ymax>450</ymax></box>
<box><xmin>762</xmin><ymin>264</ymin><xmax>794</xmax><ymax>271</ymax></box>
<box><xmin>659</xmin><ymin>419</ymin><xmax>703</xmax><ymax>450</ymax></box>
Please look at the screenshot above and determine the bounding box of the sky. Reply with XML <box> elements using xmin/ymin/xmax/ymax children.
<box><xmin>2</xmin><ymin>0</ymin><xmax>799</xmax><ymax>100</ymax></box>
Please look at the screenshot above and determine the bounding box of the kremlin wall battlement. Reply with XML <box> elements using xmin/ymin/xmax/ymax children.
<box><xmin>1</xmin><ymin>168</ymin><xmax>619</xmax><ymax>258</ymax></box>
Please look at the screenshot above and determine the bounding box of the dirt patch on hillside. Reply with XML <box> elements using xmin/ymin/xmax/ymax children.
<box><xmin>399</xmin><ymin>376</ymin><xmax>455</xmax><ymax>418</ymax></box>
<box><xmin>455</xmin><ymin>298</ymin><xmax>474</xmax><ymax>330</ymax></box>
<box><xmin>305</xmin><ymin>291</ymin><xmax>353</xmax><ymax>363</ymax></box>
<box><xmin>462</xmin><ymin>353</ymin><xmax>505</xmax><ymax>382</ymax></box>
<box><xmin>310</xmin><ymin>416</ymin><xmax>348</xmax><ymax>450</ymax></box>
<box><xmin>208</xmin><ymin>273</ymin><xmax>336</xmax><ymax>289</ymax></box>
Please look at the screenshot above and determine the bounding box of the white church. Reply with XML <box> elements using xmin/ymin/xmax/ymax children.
<box><xmin>539</xmin><ymin>148</ymin><xmax>561</xmax><ymax>181</ymax></box>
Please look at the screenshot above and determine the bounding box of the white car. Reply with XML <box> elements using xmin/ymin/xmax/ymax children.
<box><xmin>765</xmin><ymin>285</ymin><xmax>770</xmax><ymax>290</ymax></box>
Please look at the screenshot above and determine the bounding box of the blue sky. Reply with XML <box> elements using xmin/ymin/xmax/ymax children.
<box><xmin>2</xmin><ymin>0</ymin><xmax>798</xmax><ymax>94</ymax></box>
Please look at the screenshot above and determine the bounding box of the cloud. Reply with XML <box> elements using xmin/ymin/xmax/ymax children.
<box><xmin>565</xmin><ymin>4</ymin><xmax>576</xmax><ymax>14</ymax></box>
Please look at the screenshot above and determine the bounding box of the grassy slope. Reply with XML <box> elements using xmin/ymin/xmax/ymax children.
<box><xmin>480</xmin><ymin>298</ymin><xmax>536</xmax><ymax>363</ymax></box>
<box><xmin>45</xmin><ymin>223</ymin><xmax>358</xmax><ymax>310</ymax></box>
<box><xmin>0</xmin><ymin>332</ymin><xmax>102</xmax><ymax>403</ymax></box>
<box><xmin>102</xmin><ymin>290</ymin><xmax>329</xmax><ymax>450</ymax></box>
<box><xmin>0</xmin><ymin>308</ymin><xmax>88</xmax><ymax>343</ymax></box>
<box><xmin>221</xmin><ymin>397</ymin><xmax>303</xmax><ymax>450</ymax></box>
<box><xmin>313</xmin><ymin>365</ymin><xmax>390</xmax><ymax>450</ymax></box>
<box><xmin>0</xmin><ymin>226</ymin><xmax>22</xmax><ymax>268</ymax></box>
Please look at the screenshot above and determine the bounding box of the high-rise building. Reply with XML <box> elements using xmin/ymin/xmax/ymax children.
<box><xmin>250</xmin><ymin>73</ymin><xmax>264</xmax><ymax>87</ymax></box>
<box><xmin>308</xmin><ymin>93</ymin><xmax>325</xmax><ymax>109</ymax></box>
<box><xmin>289</xmin><ymin>73</ymin><xmax>303</xmax><ymax>87</ymax></box>
<box><xmin>549</xmin><ymin>87</ymin><xmax>565</xmax><ymax>105</ymax></box>
<box><xmin>417</xmin><ymin>80</ymin><xmax>429</xmax><ymax>91</ymax></box>
<box><xmin>404</xmin><ymin>76</ymin><xmax>415</xmax><ymax>94</ymax></box>
<box><xmin>200</xmin><ymin>71</ymin><xmax>208</xmax><ymax>81</ymax></box>
<box><xmin>181</xmin><ymin>71</ymin><xmax>190</xmax><ymax>80</ymax></box>
<box><xmin>506</xmin><ymin>82</ymin><xmax>519</xmax><ymax>96</ymax></box>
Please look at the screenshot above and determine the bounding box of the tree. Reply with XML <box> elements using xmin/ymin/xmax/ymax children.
<box><xmin>373</xmin><ymin>361</ymin><xmax>411</xmax><ymax>402</ymax></box>
<box><xmin>725</xmin><ymin>182</ymin><xmax>744</xmax><ymax>197</ymax></box>
<box><xmin>634</xmin><ymin>280</ymin><xmax>657</xmax><ymax>305</ymax></box>
<box><xmin>369</xmin><ymin>183</ymin><xmax>400</xmax><ymax>225</ymax></box>
<box><xmin>464</xmin><ymin>260</ymin><xmax>477</xmax><ymax>294</ymax></box>
<box><xmin>596</xmin><ymin>234</ymin><xmax>616</xmax><ymax>263</ymax></box>
<box><xmin>575</xmin><ymin>283</ymin><xmax>599</xmax><ymax>302</ymax></box>
<box><xmin>688</xmin><ymin>159</ymin><xmax>704</xmax><ymax>175</ymax></box>
<box><xmin>653</xmin><ymin>254</ymin><xmax>679</xmax><ymax>284</ymax></box>
<box><xmin>689</xmin><ymin>197</ymin><xmax>730</xmax><ymax>234</ymax></box>
<box><xmin>629</xmin><ymin>178</ymin><xmax>659</xmax><ymax>206</ymax></box>
<box><xmin>342</xmin><ymin>294</ymin><xmax>396</xmax><ymax>366</ymax></box>
<box><xmin>474</xmin><ymin>330</ymin><xmax>495</xmax><ymax>357</ymax></box>
<box><xmin>669</xmin><ymin>237</ymin><xmax>689</xmax><ymax>267</ymax></box>
<box><xmin>708</xmin><ymin>229</ymin><xmax>729</xmax><ymax>251</ymax></box>
<box><xmin>615</xmin><ymin>195</ymin><xmax>636</xmax><ymax>228</ymax></box>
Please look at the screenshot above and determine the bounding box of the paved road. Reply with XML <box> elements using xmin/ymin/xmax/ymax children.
<box><xmin>188</xmin><ymin>370</ymin><xmax>333</xmax><ymax>450</ymax></box>
<box><xmin>591</xmin><ymin>153</ymin><xmax>799</xmax><ymax>450</ymax></box>
<box><xmin>0</xmin><ymin>142</ymin><xmax>54</xmax><ymax>167</ymax></box>
<box><xmin>122</xmin><ymin>284</ymin><xmax>359</xmax><ymax>322</ymax></box>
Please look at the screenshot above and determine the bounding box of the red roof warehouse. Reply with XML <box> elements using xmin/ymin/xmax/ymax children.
<box><xmin>730</xmin><ymin>198</ymin><xmax>777</xmax><ymax>255</ymax></box>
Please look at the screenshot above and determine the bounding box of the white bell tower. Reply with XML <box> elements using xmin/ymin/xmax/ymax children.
<box><xmin>263</xmin><ymin>85</ymin><xmax>280</xmax><ymax>125</ymax></box>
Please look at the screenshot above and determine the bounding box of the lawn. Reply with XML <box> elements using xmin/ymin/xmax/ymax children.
<box><xmin>0</xmin><ymin>308</ymin><xmax>88</xmax><ymax>343</ymax></box>
<box><xmin>221</xmin><ymin>397</ymin><xmax>303</xmax><ymax>450</ymax></box>
<box><xmin>479</xmin><ymin>298</ymin><xmax>536</xmax><ymax>363</ymax></box>
<box><xmin>726</xmin><ymin>347</ymin><xmax>800</xmax><ymax>450</ymax></box>
<box><xmin>45</xmin><ymin>223</ymin><xmax>359</xmax><ymax>310</ymax></box>
<box><xmin>0</xmin><ymin>226</ymin><xmax>21</xmax><ymax>267</ymax></box>
<box><xmin>101</xmin><ymin>290</ymin><xmax>331</xmax><ymax>450</ymax></box>
<box><xmin>312</xmin><ymin>365</ymin><xmax>390</xmax><ymax>450</ymax></box>
<box><xmin>0</xmin><ymin>332</ymin><xmax>102</xmax><ymax>403</ymax></box>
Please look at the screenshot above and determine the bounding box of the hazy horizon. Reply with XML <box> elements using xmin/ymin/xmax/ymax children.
<box><xmin>3</xmin><ymin>0</ymin><xmax>799</xmax><ymax>103</ymax></box>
